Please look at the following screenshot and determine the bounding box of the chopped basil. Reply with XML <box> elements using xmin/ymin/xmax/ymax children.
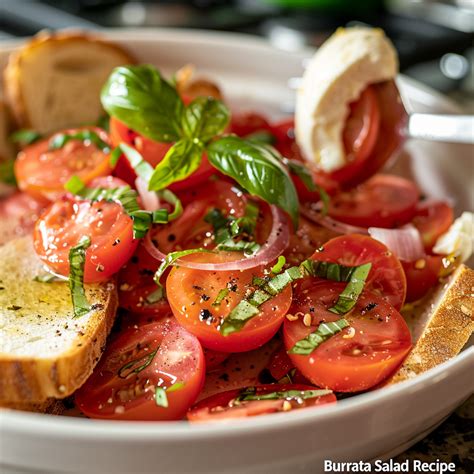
<box><xmin>68</xmin><ymin>236</ymin><xmax>91</xmax><ymax>318</ymax></box>
<box><xmin>112</xmin><ymin>143</ymin><xmax>154</xmax><ymax>182</ymax></box>
<box><xmin>212</xmin><ymin>288</ymin><xmax>229</xmax><ymax>306</ymax></box>
<box><xmin>49</xmin><ymin>129</ymin><xmax>111</xmax><ymax>153</ymax></box>
<box><xmin>145</xmin><ymin>287</ymin><xmax>164</xmax><ymax>304</ymax></box>
<box><xmin>155</xmin><ymin>387</ymin><xmax>168</xmax><ymax>408</ymax></box>
<box><xmin>10</xmin><ymin>129</ymin><xmax>42</xmax><ymax>146</ymax></box>
<box><xmin>288</xmin><ymin>319</ymin><xmax>350</xmax><ymax>355</ymax></box>
<box><xmin>235</xmin><ymin>386</ymin><xmax>333</xmax><ymax>402</ymax></box>
<box><xmin>118</xmin><ymin>347</ymin><xmax>158</xmax><ymax>379</ymax></box>
<box><xmin>244</xmin><ymin>130</ymin><xmax>277</xmax><ymax>145</ymax></box>
<box><xmin>271</xmin><ymin>256</ymin><xmax>286</xmax><ymax>274</ymax></box>
<box><xmin>166</xmin><ymin>381</ymin><xmax>185</xmax><ymax>393</ymax></box>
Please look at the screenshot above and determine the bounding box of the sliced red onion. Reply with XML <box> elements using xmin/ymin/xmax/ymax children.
<box><xmin>144</xmin><ymin>205</ymin><xmax>290</xmax><ymax>271</ymax></box>
<box><xmin>300</xmin><ymin>205</ymin><xmax>368</xmax><ymax>235</ymax></box>
<box><xmin>368</xmin><ymin>225</ymin><xmax>425</xmax><ymax>261</ymax></box>
<box><xmin>135</xmin><ymin>177</ymin><xmax>160</xmax><ymax>211</ymax></box>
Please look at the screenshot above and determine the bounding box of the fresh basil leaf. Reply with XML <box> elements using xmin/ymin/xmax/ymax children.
<box><xmin>158</xmin><ymin>188</ymin><xmax>183</xmax><ymax>221</ymax></box>
<box><xmin>148</xmin><ymin>139</ymin><xmax>203</xmax><ymax>191</ymax></box>
<box><xmin>286</xmin><ymin>160</ymin><xmax>316</xmax><ymax>192</ymax></box>
<box><xmin>10</xmin><ymin>129</ymin><xmax>42</xmax><ymax>146</ymax></box>
<box><xmin>155</xmin><ymin>387</ymin><xmax>168</xmax><ymax>407</ymax></box>
<box><xmin>49</xmin><ymin>130</ymin><xmax>110</xmax><ymax>153</ymax></box>
<box><xmin>118</xmin><ymin>347</ymin><xmax>158</xmax><ymax>379</ymax></box>
<box><xmin>207</xmin><ymin>136</ymin><xmax>299</xmax><ymax>228</ymax></box>
<box><xmin>64</xmin><ymin>175</ymin><xmax>86</xmax><ymax>195</ymax></box>
<box><xmin>166</xmin><ymin>381</ymin><xmax>185</xmax><ymax>393</ymax></box>
<box><xmin>236</xmin><ymin>387</ymin><xmax>332</xmax><ymax>402</ymax></box>
<box><xmin>212</xmin><ymin>288</ymin><xmax>229</xmax><ymax>306</ymax></box>
<box><xmin>101</xmin><ymin>65</ymin><xmax>184</xmax><ymax>143</ymax></box>
<box><xmin>288</xmin><ymin>319</ymin><xmax>350</xmax><ymax>355</ymax></box>
<box><xmin>68</xmin><ymin>236</ymin><xmax>91</xmax><ymax>318</ymax></box>
<box><xmin>182</xmin><ymin>97</ymin><xmax>230</xmax><ymax>143</ymax></box>
<box><xmin>245</xmin><ymin>130</ymin><xmax>276</xmax><ymax>145</ymax></box>
<box><xmin>0</xmin><ymin>160</ymin><xmax>16</xmax><ymax>186</ymax></box>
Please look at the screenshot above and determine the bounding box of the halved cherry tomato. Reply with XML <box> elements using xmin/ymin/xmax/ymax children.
<box><xmin>328</xmin><ymin>174</ymin><xmax>419</xmax><ymax>229</ymax></box>
<box><xmin>284</xmin><ymin>280</ymin><xmax>412</xmax><ymax>392</ymax></box>
<box><xmin>267</xmin><ymin>346</ymin><xmax>310</xmax><ymax>384</ymax></box>
<box><xmin>402</xmin><ymin>255</ymin><xmax>443</xmax><ymax>302</ymax></box>
<box><xmin>34</xmin><ymin>196</ymin><xmax>137</xmax><ymax>282</ymax></box>
<box><xmin>412</xmin><ymin>201</ymin><xmax>454</xmax><ymax>251</ymax></box>
<box><xmin>76</xmin><ymin>319</ymin><xmax>205</xmax><ymax>421</ymax></box>
<box><xmin>0</xmin><ymin>192</ymin><xmax>48</xmax><ymax>245</ymax></box>
<box><xmin>109</xmin><ymin>117</ymin><xmax>214</xmax><ymax>190</ymax></box>
<box><xmin>15</xmin><ymin>127</ymin><xmax>112</xmax><ymax>200</ymax></box>
<box><xmin>167</xmin><ymin>251</ymin><xmax>292</xmax><ymax>353</ymax></box>
<box><xmin>187</xmin><ymin>384</ymin><xmax>336</xmax><ymax>422</ymax></box>
<box><xmin>313</xmin><ymin>234</ymin><xmax>407</xmax><ymax>310</ymax></box>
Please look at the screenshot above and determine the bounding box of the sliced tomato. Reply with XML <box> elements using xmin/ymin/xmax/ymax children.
<box><xmin>412</xmin><ymin>201</ymin><xmax>454</xmax><ymax>251</ymax></box>
<box><xmin>330</xmin><ymin>80</ymin><xmax>407</xmax><ymax>187</ymax></box>
<box><xmin>204</xmin><ymin>348</ymin><xmax>229</xmax><ymax>371</ymax></box>
<box><xmin>267</xmin><ymin>346</ymin><xmax>310</xmax><ymax>384</ymax></box>
<box><xmin>312</xmin><ymin>234</ymin><xmax>407</xmax><ymax>310</ymax></box>
<box><xmin>76</xmin><ymin>319</ymin><xmax>205</xmax><ymax>421</ymax></box>
<box><xmin>328</xmin><ymin>174</ymin><xmax>419</xmax><ymax>229</ymax></box>
<box><xmin>187</xmin><ymin>384</ymin><xmax>336</xmax><ymax>422</ymax></box>
<box><xmin>229</xmin><ymin>112</ymin><xmax>271</xmax><ymax>137</ymax></box>
<box><xmin>33</xmin><ymin>196</ymin><xmax>138</xmax><ymax>282</ymax></box>
<box><xmin>284</xmin><ymin>280</ymin><xmax>412</xmax><ymax>392</ymax></box>
<box><xmin>167</xmin><ymin>251</ymin><xmax>292</xmax><ymax>353</ymax></box>
<box><xmin>0</xmin><ymin>192</ymin><xmax>48</xmax><ymax>245</ymax></box>
<box><xmin>87</xmin><ymin>175</ymin><xmax>130</xmax><ymax>190</ymax></box>
<box><xmin>15</xmin><ymin>127</ymin><xmax>112</xmax><ymax>200</ymax></box>
<box><xmin>402</xmin><ymin>255</ymin><xmax>443</xmax><ymax>302</ymax></box>
<box><xmin>109</xmin><ymin>117</ymin><xmax>214</xmax><ymax>190</ymax></box>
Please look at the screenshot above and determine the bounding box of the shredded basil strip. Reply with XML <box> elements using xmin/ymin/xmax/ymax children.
<box><xmin>271</xmin><ymin>256</ymin><xmax>286</xmax><ymax>274</ymax></box>
<box><xmin>167</xmin><ymin>381</ymin><xmax>185</xmax><ymax>393</ymax></box>
<box><xmin>49</xmin><ymin>130</ymin><xmax>111</xmax><ymax>153</ymax></box>
<box><xmin>235</xmin><ymin>387</ymin><xmax>333</xmax><ymax>402</ymax></box>
<box><xmin>328</xmin><ymin>262</ymin><xmax>372</xmax><ymax>315</ymax></box>
<box><xmin>288</xmin><ymin>319</ymin><xmax>350</xmax><ymax>355</ymax></box>
<box><xmin>212</xmin><ymin>288</ymin><xmax>229</xmax><ymax>306</ymax></box>
<box><xmin>118</xmin><ymin>347</ymin><xmax>158</xmax><ymax>379</ymax></box>
<box><xmin>10</xmin><ymin>129</ymin><xmax>42</xmax><ymax>146</ymax></box>
<box><xmin>155</xmin><ymin>382</ymin><xmax>185</xmax><ymax>408</ymax></box>
<box><xmin>68</xmin><ymin>236</ymin><xmax>92</xmax><ymax>318</ymax></box>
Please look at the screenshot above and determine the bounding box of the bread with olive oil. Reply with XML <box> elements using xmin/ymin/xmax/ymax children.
<box><xmin>0</xmin><ymin>236</ymin><xmax>118</xmax><ymax>404</ymax></box>
<box><xmin>3</xmin><ymin>31</ymin><xmax>135</xmax><ymax>134</ymax></box>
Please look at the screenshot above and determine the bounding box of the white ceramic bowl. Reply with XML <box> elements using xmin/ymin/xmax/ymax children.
<box><xmin>0</xmin><ymin>29</ymin><xmax>472</xmax><ymax>474</ymax></box>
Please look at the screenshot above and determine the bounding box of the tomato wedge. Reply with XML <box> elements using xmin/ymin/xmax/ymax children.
<box><xmin>76</xmin><ymin>319</ymin><xmax>205</xmax><ymax>421</ymax></box>
<box><xmin>15</xmin><ymin>127</ymin><xmax>112</xmax><ymax>200</ymax></box>
<box><xmin>312</xmin><ymin>234</ymin><xmax>407</xmax><ymax>310</ymax></box>
<box><xmin>187</xmin><ymin>384</ymin><xmax>336</xmax><ymax>422</ymax></box>
<box><xmin>109</xmin><ymin>117</ymin><xmax>214</xmax><ymax>190</ymax></box>
<box><xmin>167</xmin><ymin>251</ymin><xmax>292</xmax><ymax>353</ymax></box>
<box><xmin>328</xmin><ymin>174</ymin><xmax>420</xmax><ymax>229</ymax></box>
<box><xmin>34</xmin><ymin>196</ymin><xmax>137</xmax><ymax>282</ymax></box>
<box><xmin>284</xmin><ymin>280</ymin><xmax>412</xmax><ymax>392</ymax></box>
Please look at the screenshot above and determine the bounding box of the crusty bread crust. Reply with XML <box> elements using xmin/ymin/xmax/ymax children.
<box><xmin>0</xmin><ymin>237</ymin><xmax>118</xmax><ymax>403</ymax></box>
<box><xmin>0</xmin><ymin>398</ymin><xmax>65</xmax><ymax>414</ymax></box>
<box><xmin>3</xmin><ymin>30</ymin><xmax>135</xmax><ymax>133</ymax></box>
<box><xmin>388</xmin><ymin>264</ymin><xmax>473</xmax><ymax>383</ymax></box>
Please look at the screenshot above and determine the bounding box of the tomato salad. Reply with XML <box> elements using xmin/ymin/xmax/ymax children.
<box><xmin>1</xmin><ymin>64</ymin><xmax>460</xmax><ymax>422</ymax></box>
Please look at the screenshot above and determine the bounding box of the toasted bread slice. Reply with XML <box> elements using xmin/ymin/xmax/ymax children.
<box><xmin>3</xmin><ymin>31</ymin><xmax>134</xmax><ymax>134</ymax></box>
<box><xmin>388</xmin><ymin>264</ymin><xmax>474</xmax><ymax>384</ymax></box>
<box><xmin>0</xmin><ymin>237</ymin><xmax>118</xmax><ymax>404</ymax></box>
<box><xmin>0</xmin><ymin>398</ymin><xmax>65</xmax><ymax>415</ymax></box>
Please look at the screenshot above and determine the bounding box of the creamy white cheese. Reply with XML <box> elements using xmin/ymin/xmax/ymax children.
<box><xmin>433</xmin><ymin>211</ymin><xmax>473</xmax><ymax>263</ymax></box>
<box><xmin>295</xmin><ymin>27</ymin><xmax>398</xmax><ymax>172</ymax></box>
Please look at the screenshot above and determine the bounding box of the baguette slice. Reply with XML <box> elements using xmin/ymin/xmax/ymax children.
<box><xmin>388</xmin><ymin>264</ymin><xmax>474</xmax><ymax>384</ymax></box>
<box><xmin>3</xmin><ymin>31</ymin><xmax>134</xmax><ymax>134</ymax></box>
<box><xmin>0</xmin><ymin>237</ymin><xmax>118</xmax><ymax>404</ymax></box>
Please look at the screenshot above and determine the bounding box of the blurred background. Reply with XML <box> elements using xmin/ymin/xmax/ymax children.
<box><xmin>0</xmin><ymin>0</ymin><xmax>473</xmax><ymax>111</ymax></box>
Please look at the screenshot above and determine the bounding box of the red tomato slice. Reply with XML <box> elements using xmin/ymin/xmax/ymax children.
<box><xmin>312</xmin><ymin>234</ymin><xmax>407</xmax><ymax>310</ymax></box>
<box><xmin>15</xmin><ymin>127</ymin><xmax>112</xmax><ymax>200</ymax></box>
<box><xmin>412</xmin><ymin>201</ymin><xmax>454</xmax><ymax>251</ymax></box>
<box><xmin>167</xmin><ymin>251</ymin><xmax>292</xmax><ymax>353</ymax></box>
<box><xmin>76</xmin><ymin>318</ymin><xmax>205</xmax><ymax>421</ymax></box>
<box><xmin>187</xmin><ymin>384</ymin><xmax>336</xmax><ymax>422</ymax></box>
<box><xmin>328</xmin><ymin>174</ymin><xmax>420</xmax><ymax>229</ymax></box>
<box><xmin>267</xmin><ymin>346</ymin><xmax>310</xmax><ymax>384</ymax></box>
<box><xmin>402</xmin><ymin>255</ymin><xmax>443</xmax><ymax>302</ymax></box>
<box><xmin>109</xmin><ymin>118</ymin><xmax>214</xmax><ymax>190</ymax></box>
<box><xmin>0</xmin><ymin>192</ymin><xmax>48</xmax><ymax>245</ymax></box>
<box><xmin>229</xmin><ymin>112</ymin><xmax>271</xmax><ymax>137</ymax></box>
<box><xmin>204</xmin><ymin>348</ymin><xmax>229</xmax><ymax>371</ymax></box>
<box><xmin>284</xmin><ymin>280</ymin><xmax>412</xmax><ymax>392</ymax></box>
<box><xmin>87</xmin><ymin>175</ymin><xmax>130</xmax><ymax>190</ymax></box>
<box><xmin>33</xmin><ymin>196</ymin><xmax>138</xmax><ymax>282</ymax></box>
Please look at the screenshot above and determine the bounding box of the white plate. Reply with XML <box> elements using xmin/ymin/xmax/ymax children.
<box><xmin>0</xmin><ymin>29</ymin><xmax>472</xmax><ymax>474</ymax></box>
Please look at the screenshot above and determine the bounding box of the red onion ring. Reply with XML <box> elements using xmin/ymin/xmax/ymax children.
<box><xmin>368</xmin><ymin>225</ymin><xmax>425</xmax><ymax>261</ymax></box>
<box><xmin>144</xmin><ymin>205</ymin><xmax>290</xmax><ymax>271</ymax></box>
<box><xmin>135</xmin><ymin>177</ymin><xmax>160</xmax><ymax>211</ymax></box>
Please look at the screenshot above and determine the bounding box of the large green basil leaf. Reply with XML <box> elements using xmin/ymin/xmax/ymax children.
<box><xmin>101</xmin><ymin>65</ymin><xmax>184</xmax><ymax>143</ymax></box>
<box><xmin>182</xmin><ymin>97</ymin><xmax>230</xmax><ymax>143</ymax></box>
<box><xmin>148</xmin><ymin>139</ymin><xmax>203</xmax><ymax>191</ymax></box>
<box><xmin>207</xmin><ymin>136</ymin><xmax>299</xmax><ymax>227</ymax></box>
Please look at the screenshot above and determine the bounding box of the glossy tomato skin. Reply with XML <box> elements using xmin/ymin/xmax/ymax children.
<box><xmin>312</xmin><ymin>234</ymin><xmax>407</xmax><ymax>310</ymax></box>
<box><xmin>167</xmin><ymin>251</ymin><xmax>292</xmax><ymax>353</ymax></box>
<box><xmin>328</xmin><ymin>174</ymin><xmax>420</xmax><ymax>229</ymax></box>
<box><xmin>402</xmin><ymin>255</ymin><xmax>443</xmax><ymax>302</ymax></box>
<box><xmin>15</xmin><ymin>127</ymin><xmax>112</xmax><ymax>200</ymax></box>
<box><xmin>109</xmin><ymin>118</ymin><xmax>214</xmax><ymax>190</ymax></box>
<box><xmin>229</xmin><ymin>112</ymin><xmax>271</xmax><ymax>137</ymax></box>
<box><xmin>267</xmin><ymin>346</ymin><xmax>310</xmax><ymax>384</ymax></box>
<box><xmin>187</xmin><ymin>384</ymin><xmax>336</xmax><ymax>422</ymax></box>
<box><xmin>284</xmin><ymin>280</ymin><xmax>412</xmax><ymax>392</ymax></box>
<box><xmin>76</xmin><ymin>318</ymin><xmax>205</xmax><ymax>421</ymax></box>
<box><xmin>33</xmin><ymin>196</ymin><xmax>138</xmax><ymax>282</ymax></box>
